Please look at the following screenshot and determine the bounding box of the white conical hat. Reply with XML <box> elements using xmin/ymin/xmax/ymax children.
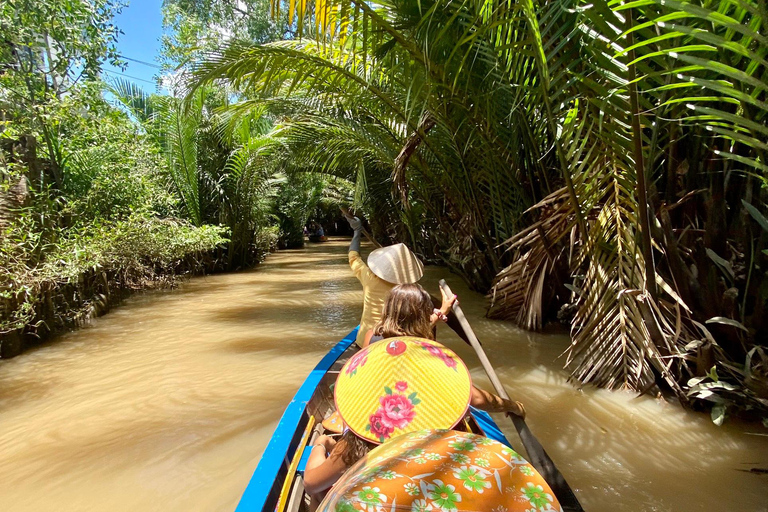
<box><xmin>367</xmin><ymin>243</ymin><xmax>424</xmax><ymax>284</ymax></box>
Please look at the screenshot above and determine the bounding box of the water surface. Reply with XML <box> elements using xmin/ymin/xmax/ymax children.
<box><xmin>0</xmin><ymin>239</ymin><xmax>765</xmax><ymax>511</ymax></box>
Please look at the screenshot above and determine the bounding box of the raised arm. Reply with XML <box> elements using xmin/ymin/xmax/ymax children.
<box><xmin>347</xmin><ymin>216</ymin><xmax>363</xmax><ymax>253</ymax></box>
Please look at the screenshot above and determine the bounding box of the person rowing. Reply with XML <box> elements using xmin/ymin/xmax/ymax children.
<box><xmin>345</xmin><ymin>214</ymin><xmax>465</xmax><ymax>348</ymax></box>
<box><xmin>345</xmin><ymin>215</ymin><xmax>425</xmax><ymax>348</ymax></box>
<box><xmin>366</xmin><ymin>283</ymin><xmax>526</xmax><ymax>417</ymax></box>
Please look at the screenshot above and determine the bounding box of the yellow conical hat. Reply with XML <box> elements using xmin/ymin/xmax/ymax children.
<box><xmin>335</xmin><ymin>337</ymin><xmax>472</xmax><ymax>444</ymax></box>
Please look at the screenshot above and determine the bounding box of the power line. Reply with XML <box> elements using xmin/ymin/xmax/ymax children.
<box><xmin>120</xmin><ymin>55</ymin><xmax>163</xmax><ymax>70</ymax></box>
<box><xmin>102</xmin><ymin>68</ymin><xmax>156</xmax><ymax>85</ymax></box>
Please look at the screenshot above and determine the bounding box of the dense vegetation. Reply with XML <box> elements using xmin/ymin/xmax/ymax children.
<box><xmin>0</xmin><ymin>0</ymin><xmax>337</xmax><ymax>355</ymax></box>
<box><xmin>185</xmin><ymin>0</ymin><xmax>767</xmax><ymax>423</ymax></box>
<box><xmin>1</xmin><ymin>0</ymin><xmax>765</xmax><ymax>424</ymax></box>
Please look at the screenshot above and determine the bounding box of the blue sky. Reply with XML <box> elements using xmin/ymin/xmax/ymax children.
<box><xmin>102</xmin><ymin>0</ymin><xmax>165</xmax><ymax>91</ymax></box>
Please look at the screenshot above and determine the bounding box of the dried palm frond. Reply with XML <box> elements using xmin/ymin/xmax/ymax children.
<box><xmin>488</xmin><ymin>186</ymin><xmax>575</xmax><ymax>329</ymax></box>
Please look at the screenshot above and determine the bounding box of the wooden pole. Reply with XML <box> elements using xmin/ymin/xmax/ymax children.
<box><xmin>439</xmin><ymin>279</ymin><xmax>583</xmax><ymax>512</ymax></box>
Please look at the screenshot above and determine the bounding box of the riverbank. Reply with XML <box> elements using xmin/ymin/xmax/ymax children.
<box><xmin>0</xmin><ymin>217</ymin><xmax>276</xmax><ymax>359</ymax></box>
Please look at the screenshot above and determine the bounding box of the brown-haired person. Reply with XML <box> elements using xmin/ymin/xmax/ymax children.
<box><xmin>304</xmin><ymin>429</ymin><xmax>374</xmax><ymax>507</ymax></box>
<box><xmin>363</xmin><ymin>283</ymin><xmax>526</xmax><ymax>418</ymax></box>
<box><xmin>362</xmin><ymin>283</ymin><xmax>455</xmax><ymax>344</ymax></box>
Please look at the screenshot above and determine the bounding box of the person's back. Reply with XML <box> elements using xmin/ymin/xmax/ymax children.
<box><xmin>348</xmin><ymin>252</ymin><xmax>394</xmax><ymax>346</ymax></box>
<box><xmin>345</xmin><ymin>215</ymin><xmax>423</xmax><ymax>347</ymax></box>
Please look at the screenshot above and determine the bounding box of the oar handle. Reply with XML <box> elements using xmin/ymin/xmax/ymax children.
<box><xmin>340</xmin><ymin>207</ymin><xmax>382</xmax><ymax>248</ymax></box>
<box><xmin>439</xmin><ymin>280</ymin><xmax>510</xmax><ymax>400</ymax></box>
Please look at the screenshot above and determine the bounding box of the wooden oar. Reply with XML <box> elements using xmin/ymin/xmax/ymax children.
<box><xmin>340</xmin><ymin>207</ymin><xmax>381</xmax><ymax>248</ymax></box>
<box><xmin>439</xmin><ymin>279</ymin><xmax>584</xmax><ymax>512</ymax></box>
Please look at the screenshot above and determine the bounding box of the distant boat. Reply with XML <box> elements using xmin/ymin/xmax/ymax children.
<box><xmin>234</xmin><ymin>327</ymin><xmax>514</xmax><ymax>512</ymax></box>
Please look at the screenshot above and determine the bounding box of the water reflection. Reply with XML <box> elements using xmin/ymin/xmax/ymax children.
<box><xmin>0</xmin><ymin>238</ymin><xmax>765</xmax><ymax>512</ymax></box>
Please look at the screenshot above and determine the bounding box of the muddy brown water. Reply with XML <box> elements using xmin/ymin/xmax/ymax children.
<box><xmin>0</xmin><ymin>238</ymin><xmax>766</xmax><ymax>511</ymax></box>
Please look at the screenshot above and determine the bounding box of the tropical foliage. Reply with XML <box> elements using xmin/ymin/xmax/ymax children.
<box><xmin>187</xmin><ymin>0</ymin><xmax>767</xmax><ymax>421</ymax></box>
<box><xmin>0</xmin><ymin>1</ymin><xmax>232</xmax><ymax>353</ymax></box>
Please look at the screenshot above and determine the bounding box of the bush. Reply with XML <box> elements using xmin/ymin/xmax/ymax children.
<box><xmin>0</xmin><ymin>213</ymin><xmax>228</xmax><ymax>335</ymax></box>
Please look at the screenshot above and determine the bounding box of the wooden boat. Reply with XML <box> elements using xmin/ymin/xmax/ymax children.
<box><xmin>234</xmin><ymin>327</ymin><xmax>514</xmax><ymax>512</ymax></box>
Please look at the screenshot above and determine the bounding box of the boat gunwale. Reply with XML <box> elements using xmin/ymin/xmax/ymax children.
<box><xmin>234</xmin><ymin>327</ymin><xmax>359</xmax><ymax>511</ymax></box>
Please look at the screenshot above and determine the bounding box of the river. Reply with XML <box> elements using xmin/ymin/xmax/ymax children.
<box><xmin>0</xmin><ymin>238</ymin><xmax>765</xmax><ymax>511</ymax></box>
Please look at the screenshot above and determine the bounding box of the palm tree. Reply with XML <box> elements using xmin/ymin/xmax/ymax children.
<box><xmin>112</xmin><ymin>79</ymin><xmax>280</xmax><ymax>267</ymax></box>
<box><xmin>188</xmin><ymin>0</ymin><xmax>767</xmax><ymax>417</ymax></box>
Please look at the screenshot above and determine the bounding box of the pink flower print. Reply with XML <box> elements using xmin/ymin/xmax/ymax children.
<box><xmin>395</xmin><ymin>381</ymin><xmax>408</xmax><ymax>391</ymax></box>
<box><xmin>379</xmin><ymin>394</ymin><xmax>416</xmax><ymax>429</ymax></box>
<box><xmin>420</xmin><ymin>341</ymin><xmax>444</xmax><ymax>358</ymax></box>
<box><xmin>419</xmin><ymin>341</ymin><xmax>458</xmax><ymax>369</ymax></box>
<box><xmin>368</xmin><ymin>412</ymin><xmax>394</xmax><ymax>440</ymax></box>
<box><xmin>441</xmin><ymin>354</ymin><xmax>457</xmax><ymax>369</ymax></box>
<box><xmin>345</xmin><ymin>351</ymin><xmax>368</xmax><ymax>376</ymax></box>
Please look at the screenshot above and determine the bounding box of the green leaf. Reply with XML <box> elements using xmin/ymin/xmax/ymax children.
<box><xmin>707</xmin><ymin>365</ymin><xmax>719</xmax><ymax>382</ymax></box>
<box><xmin>706</xmin><ymin>249</ymin><xmax>734</xmax><ymax>280</ymax></box>
<box><xmin>742</xmin><ymin>200</ymin><xmax>768</xmax><ymax>233</ymax></box>
<box><xmin>408</xmin><ymin>392</ymin><xmax>418</xmax><ymax>401</ymax></box>
<box><xmin>384</xmin><ymin>386</ymin><xmax>392</xmax><ymax>395</ymax></box>
<box><xmin>711</xmin><ymin>403</ymin><xmax>726</xmax><ymax>426</ymax></box>
<box><xmin>564</xmin><ymin>283</ymin><xmax>583</xmax><ymax>297</ymax></box>
<box><xmin>706</xmin><ymin>316</ymin><xmax>748</xmax><ymax>332</ymax></box>
<box><xmin>411</xmin><ymin>398</ymin><xmax>421</xmax><ymax>405</ymax></box>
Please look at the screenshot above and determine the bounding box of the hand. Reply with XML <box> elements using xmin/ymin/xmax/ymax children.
<box><xmin>439</xmin><ymin>287</ymin><xmax>458</xmax><ymax>316</ymax></box>
<box><xmin>346</xmin><ymin>216</ymin><xmax>362</xmax><ymax>231</ymax></box>
<box><xmin>314</xmin><ymin>435</ymin><xmax>337</xmax><ymax>451</ymax></box>
<box><xmin>505</xmin><ymin>401</ymin><xmax>526</xmax><ymax>420</ymax></box>
<box><xmin>432</xmin><ymin>308</ymin><xmax>448</xmax><ymax>323</ymax></box>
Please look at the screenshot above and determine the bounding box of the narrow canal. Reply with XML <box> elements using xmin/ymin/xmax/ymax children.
<box><xmin>0</xmin><ymin>239</ymin><xmax>765</xmax><ymax>511</ymax></box>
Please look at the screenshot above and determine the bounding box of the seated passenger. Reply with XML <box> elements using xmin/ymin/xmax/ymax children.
<box><xmin>304</xmin><ymin>429</ymin><xmax>373</xmax><ymax>503</ymax></box>
<box><xmin>365</xmin><ymin>283</ymin><xmax>526</xmax><ymax>418</ymax></box>
<box><xmin>305</xmin><ymin>337</ymin><xmax>473</xmax><ymax>504</ymax></box>
<box><xmin>317</xmin><ymin>429</ymin><xmax>562</xmax><ymax>512</ymax></box>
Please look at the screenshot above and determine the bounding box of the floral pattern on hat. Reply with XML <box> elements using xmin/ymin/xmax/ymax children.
<box><xmin>418</xmin><ymin>340</ymin><xmax>458</xmax><ymax>370</ymax></box>
<box><xmin>365</xmin><ymin>381</ymin><xmax>419</xmax><ymax>442</ymax></box>
<box><xmin>345</xmin><ymin>351</ymin><xmax>368</xmax><ymax>376</ymax></box>
<box><xmin>335</xmin><ymin>338</ymin><xmax>472</xmax><ymax>444</ymax></box>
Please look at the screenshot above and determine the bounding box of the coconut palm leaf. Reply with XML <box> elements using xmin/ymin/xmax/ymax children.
<box><xmin>108</xmin><ymin>77</ymin><xmax>157</xmax><ymax>124</ymax></box>
<box><xmin>157</xmin><ymin>94</ymin><xmax>203</xmax><ymax>226</ymax></box>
